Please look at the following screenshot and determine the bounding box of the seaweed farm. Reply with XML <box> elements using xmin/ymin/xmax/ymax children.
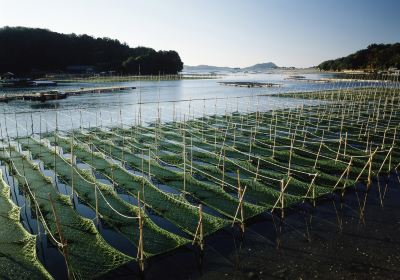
<box><xmin>0</xmin><ymin>81</ymin><xmax>399</xmax><ymax>279</ymax></box>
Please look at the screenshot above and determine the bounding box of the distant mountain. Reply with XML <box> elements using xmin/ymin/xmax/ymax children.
<box><xmin>242</xmin><ymin>62</ymin><xmax>278</xmax><ymax>71</ymax></box>
<box><xmin>183</xmin><ymin>62</ymin><xmax>279</xmax><ymax>73</ymax></box>
<box><xmin>318</xmin><ymin>43</ymin><xmax>400</xmax><ymax>71</ymax></box>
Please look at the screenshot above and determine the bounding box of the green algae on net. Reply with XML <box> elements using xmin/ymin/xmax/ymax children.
<box><xmin>0</xmin><ymin>86</ymin><xmax>399</xmax><ymax>278</ymax></box>
<box><xmin>0</xmin><ymin>147</ymin><xmax>132</xmax><ymax>279</ymax></box>
<box><xmin>0</xmin><ymin>169</ymin><xmax>53</xmax><ymax>280</ymax></box>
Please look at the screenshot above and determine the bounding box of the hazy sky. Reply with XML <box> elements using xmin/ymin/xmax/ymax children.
<box><xmin>0</xmin><ymin>0</ymin><xmax>399</xmax><ymax>67</ymax></box>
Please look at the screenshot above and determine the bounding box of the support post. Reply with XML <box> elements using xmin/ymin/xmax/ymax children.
<box><xmin>48</xmin><ymin>193</ymin><xmax>73</xmax><ymax>280</ymax></box>
<box><xmin>280</xmin><ymin>179</ymin><xmax>285</xmax><ymax>219</ymax></box>
<box><xmin>137</xmin><ymin>191</ymin><xmax>145</xmax><ymax>273</ymax></box>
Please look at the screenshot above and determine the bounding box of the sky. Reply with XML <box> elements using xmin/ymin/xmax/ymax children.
<box><xmin>0</xmin><ymin>0</ymin><xmax>399</xmax><ymax>68</ymax></box>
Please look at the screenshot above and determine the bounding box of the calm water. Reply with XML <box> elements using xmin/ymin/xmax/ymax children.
<box><xmin>0</xmin><ymin>71</ymin><xmax>378</xmax><ymax>138</ymax></box>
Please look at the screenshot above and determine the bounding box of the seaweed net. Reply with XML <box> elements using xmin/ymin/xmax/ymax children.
<box><xmin>0</xmin><ymin>82</ymin><xmax>399</xmax><ymax>278</ymax></box>
<box><xmin>16</xmin><ymin>137</ymin><xmax>188</xmax><ymax>256</ymax></box>
<box><xmin>0</xmin><ymin>146</ymin><xmax>132</xmax><ymax>279</ymax></box>
<box><xmin>0</xmin><ymin>169</ymin><xmax>53</xmax><ymax>279</ymax></box>
<box><xmin>30</xmin><ymin>135</ymin><xmax>229</xmax><ymax>236</ymax></box>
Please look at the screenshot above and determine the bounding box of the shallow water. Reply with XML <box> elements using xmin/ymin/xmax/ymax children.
<box><xmin>100</xmin><ymin>173</ymin><xmax>400</xmax><ymax>279</ymax></box>
<box><xmin>0</xmin><ymin>71</ymin><xmax>379</xmax><ymax>138</ymax></box>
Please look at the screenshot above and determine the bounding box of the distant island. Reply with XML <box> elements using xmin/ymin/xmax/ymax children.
<box><xmin>0</xmin><ymin>26</ymin><xmax>183</xmax><ymax>76</ymax></box>
<box><xmin>242</xmin><ymin>62</ymin><xmax>279</xmax><ymax>71</ymax></box>
<box><xmin>183</xmin><ymin>62</ymin><xmax>293</xmax><ymax>73</ymax></box>
<box><xmin>318</xmin><ymin>43</ymin><xmax>400</xmax><ymax>72</ymax></box>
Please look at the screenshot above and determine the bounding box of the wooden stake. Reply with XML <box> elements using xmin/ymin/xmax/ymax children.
<box><xmin>233</xmin><ymin>124</ymin><xmax>236</xmax><ymax>147</ymax></box>
<box><xmin>183</xmin><ymin>131</ymin><xmax>186</xmax><ymax>192</ymax></box>
<box><xmin>302</xmin><ymin>130</ymin><xmax>307</xmax><ymax>148</ymax></box>
<box><xmin>198</xmin><ymin>204</ymin><xmax>204</xmax><ymax>250</ymax></box>
<box><xmin>311</xmin><ymin>173</ymin><xmax>317</xmax><ymax>207</ymax></box>
<box><xmin>248</xmin><ymin>127</ymin><xmax>253</xmax><ymax>162</ymax></box>
<box><xmin>148</xmin><ymin>148</ymin><xmax>151</xmax><ymax>179</ymax></box>
<box><xmin>342</xmin><ymin>157</ymin><xmax>353</xmax><ymax>197</ymax></box>
<box><xmin>272</xmin><ymin>115</ymin><xmax>277</xmax><ymax>158</ymax></box>
<box><xmin>254</xmin><ymin>158</ymin><xmax>260</xmax><ymax>182</ymax></box>
<box><xmin>95</xmin><ymin>183</ymin><xmax>99</xmax><ymax>226</ymax></box>
<box><xmin>190</xmin><ymin>135</ymin><xmax>193</xmax><ymax>175</ymax></box>
<box><xmin>137</xmin><ymin>191</ymin><xmax>145</xmax><ymax>273</ymax></box>
<box><xmin>280</xmin><ymin>179</ymin><xmax>285</xmax><ymax>219</ymax></box>
<box><xmin>238</xmin><ymin>170</ymin><xmax>244</xmax><ymax>232</ymax></box>
<box><xmin>48</xmin><ymin>193</ymin><xmax>73</xmax><ymax>280</ymax></box>
<box><xmin>192</xmin><ymin>204</ymin><xmax>204</xmax><ymax>251</ymax></box>
<box><xmin>287</xmin><ymin>137</ymin><xmax>294</xmax><ymax>176</ymax></box>
<box><xmin>314</xmin><ymin>138</ymin><xmax>323</xmax><ymax>170</ymax></box>
<box><xmin>269</xmin><ymin>112</ymin><xmax>273</xmax><ymax>141</ymax></box>
<box><xmin>214</xmin><ymin>127</ymin><xmax>217</xmax><ymax>151</ymax></box>
<box><xmin>70</xmin><ymin>135</ymin><xmax>74</xmax><ymax>199</ymax></box>
<box><xmin>381</xmin><ymin>128</ymin><xmax>387</xmax><ymax>149</ymax></box>
<box><xmin>365</xmin><ymin>130</ymin><xmax>370</xmax><ymax>153</ymax></box>
<box><xmin>335</xmin><ymin>135</ymin><xmax>342</xmax><ymax>162</ymax></box>
<box><xmin>221</xmin><ymin>148</ymin><xmax>225</xmax><ymax>190</ymax></box>
<box><xmin>367</xmin><ymin>152</ymin><xmax>373</xmax><ymax>190</ymax></box>
<box><xmin>141</xmin><ymin>151</ymin><xmax>144</xmax><ymax>178</ymax></box>
<box><xmin>121</xmin><ymin>136</ymin><xmax>125</xmax><ymax>164</ymax></box>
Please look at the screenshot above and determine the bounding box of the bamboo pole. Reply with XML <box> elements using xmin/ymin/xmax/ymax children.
<box><xmin>48</xmin><ymin>193</ymin><xmax>73</xmax><ymax>280</ymax></box>
<box><xmin>121</xmin><ymin>135</ymin><xmax>125</xmax><ymax>164</ymax></box>
<box><xmin>214</xmin><ymin>127</ymin><xmax>217</xmax><ymax>152</ymax></box>
<box><xmin>367</xmin><ymin>152</ymin><xmax>373</xmax><ymax>190</ymax></box>
<box><xmin>183</xmin><ymin>129</ymin><xmax>186</xmax><ymax>193</ymax></box>
<box><xmin>199</xmin><ymin>204</ymin><xmax>204</xmax><ymax>251</ymax></box>
<box><xmin>95</xmin><ymin>183</ymin><xmax>99</xmax><ymax>226</ymax></box>
<box><xmin>236</xmin><ymin>169</ymin><xmax>244</xmax><ymax>232</ymax></box>
<box><xmin>239</xmin><ymin>185</ymin><xmax>245</xmax><ymax>233</ymax></box>
<box><xmin>287</xmin><ymin>136</ymin><xmax>294</xmax><ymax>176</ymax></box>
<box><xmin>254</xmin><ymin>158</ymin><xmax>260</xmax><ymax>182</ymax></box>
<box><xmin>141</xmin><ymin>151</ymin><xmax>144</xmax><ymax>177</ymax></box>
<box><xmin>280</xmin><ymin>179</ymin><xmax>285</xmax><ymax>219</ymax></box>
<box><xmin>381</xmin><ymin>128</ymin><xmax>387</xmax><ymax>149</ymax></box>
<box><xmin>190</xmin><ymin>135</ymin><xmax>193</xmax><ymax>175</ymax></box>
<box><xmin>192</xmin><ymin>204</ymin><xmax>204</xmax><ymax>251</ymax></box>
<box><xmin>269</xmin><ymin>111</ymin><xmax>274</xmax><ymax>141</ymax></box>
<box><xmin>365</xmin><ymin>131</ymin><xmax>370</xmax><ymax>153</ymax></box>
<box><xmin>70</xmin><ymin>134</ymin><xmax>74</xmax><ymax>200</ymax></box>
<box><xmin>342</xmin><ymin>157</ymin><xmax>353</xmax><ymax>198</ymax></box>
<box><xmin>137</xmin><ymin>191</ymin><xmax>145</xmax><ymax>273</ymax></box>
<box><xmin>272</xmin><ymin>114</ymin><xmax>277</xmax><ymax>158</ymax></box>
<box><xmin>311</xmin><ymin>173</ymin><xmax>317</xmax><ymax>207</ymax></box>
<box><xmin>198</xmin><ymin>204</ymin><xmax>204</xmax><ymax>251</ymax></box>
<box><xmin>148</xmin><ymin>148</ymin><xmax>151</xmax><ymax>179</ymax></box>
<box><xmin>314</xmin><ymin>132</ymin><xmax>324</xmax><ymax>169</ymax></box>
<box><xmin>335</xmin><ymin>135</ymin><xmax>342</xmax><ymax>162</ymax></box>
<box><xmin>248</xmin><ymin>127</ymin><xmax>253</xmax><ymax>162</ymax></box>
<box><xmin>54</xmin><ymin>115</ymin><xmax>59</xmax><ymax>190</ymax></box>
<box><xmin>221</xmin><ymin>148</ymin><xmax>225</xmax><ymax>190</ymax></box>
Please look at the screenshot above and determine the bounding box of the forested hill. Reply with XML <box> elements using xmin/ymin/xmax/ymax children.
<box><xmin>318</xmin><ymin>43</ymin><xmax>400</xmax><ymax>71</ymax></box>
<box><xmin>0</xmin><ymin>26</ymin><xmax>183</xmax><ymax>75</ymax></box>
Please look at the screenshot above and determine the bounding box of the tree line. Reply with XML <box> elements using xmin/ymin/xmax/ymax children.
<box><xmin>0</xmin><ymin>26</ymin><xmax>183</xmax><ymax>76</ymax></box>
<box><xmin>318</xmin><ymin>43</ymin><xmax>400</xmax><ymax>71</ymax></box>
